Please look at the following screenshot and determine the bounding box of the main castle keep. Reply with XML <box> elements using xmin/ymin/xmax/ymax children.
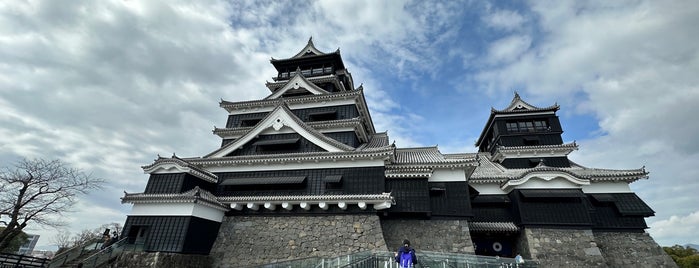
<box><xmin>119</xmin><ymin>39</ymin><xmax>676</xmax><ymax>267</ymax></box>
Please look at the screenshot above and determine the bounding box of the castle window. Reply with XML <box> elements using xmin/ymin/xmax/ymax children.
<box><xmin>506</xmin><ymin>122</ymin><xmax>518</xmax><ymax>132</ymax></box>
<box><xmin>534</xmin><ymin>120</ymin><xmax>549</xmax><ymax>131</ymax></box>
<box><xmin>253</xmin><ymin>138</ymin><xmax>299</xmax><ymax>152</ymax></box>
<box><xmin>240</xmin><ymin>118</ymin><xmax>263</xmax><ymax>127</ymax></box>
<box><xmin>308</xmin><ymin>110</ymin><xmax>337</xmax><ymax>121</ymax></box>
<box><xmin>506</xmin><ymin>120</ymin><xmax>549</xmax><ymax>133</ymax></box>
<box><xmin>220</xmin><ymin>176</ymin><xmax>307</xmax><ymax>186</ymax></box>
<box><xmin>523</xmin><ymin>137</ymin><xmax>540</xmax><ymax>146</ymax></box>
<box><xmin>518</xmin><ymin>121</ymin><xmax>534</xmax><ymax>132</ymax></box>
<box><xmin>323</xmin><ymin>175</ymin><xmax>343</xmax><ymax>190</ymax></box>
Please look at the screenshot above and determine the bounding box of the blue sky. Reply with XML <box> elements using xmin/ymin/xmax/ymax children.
<box><xmin>1</xmin><ymin>0</ymin><xmax>698</xmax><ymax>249</ymax></box>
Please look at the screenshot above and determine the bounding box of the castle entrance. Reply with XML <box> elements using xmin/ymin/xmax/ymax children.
<box><xmin>469</xmin><ymin>222</ymin><xmax>520</xmax><ymax>257</ymax></box>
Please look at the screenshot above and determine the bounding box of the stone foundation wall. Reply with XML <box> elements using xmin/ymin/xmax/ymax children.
<box><xmin>381</xmin><ymin>219</ymin><xmax>474</xmax><ymax>254</ymax></box>
<box><xmin>109</xmin><ymin>252</ymin><xmax>211</xmax><ymax>268</ymax></box>
<box><xmin>521</xmin><ymin>228</ymin><xmax>606</xmax><ymax>268</ymax></box>
<box><xmin>594</xmin><ymin>231</ymin><xmax>677</xmax><ymax>268</ymax></box>
<box><xmin>209</xmin><ymin>215</ymin><xmax>388</xmax><ymax>267</ymax></box>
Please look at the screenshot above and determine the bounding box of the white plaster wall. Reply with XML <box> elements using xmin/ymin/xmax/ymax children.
<box><xmin>129</xmin><ymin>203</ymin><xmax>225</xmax><ymax>222</ymax></box>
<box><xmin>470</xmin><ymin>184</ymin><xmax>506</xmax><ymax>195</ymax></box>
<box><xmin>582</xmin><ymin>182</ymin><xmax>632</xmax><ymax>193</ymax></box>
<box><xmin>430</xmin><ymin>168</ymin><xmax>467</xmax><ymax>182</ymax></box>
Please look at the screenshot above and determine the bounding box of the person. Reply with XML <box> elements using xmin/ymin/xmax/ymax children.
<box><xmin>515</xmin><ymin>253</ymin><xmax>525</xmax><ymax>267</ymax></box>
<box><xmin>100</xmin><ymin>233</ymin><xmax>111</xmax><ymax>249</ymax></box>
<box><xmin>394</xmin><ymin>239</ymin><xmax>417</xmax><ymax>268</ymax></box>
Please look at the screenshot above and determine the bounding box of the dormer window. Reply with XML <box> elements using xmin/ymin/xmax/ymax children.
<box><xmin>253</xmin><ymin>138</ymin><xmax>300</xmax><ymax>152</ymax></box>
<box><xmin>240</xmin><ymin>118</ymin><xmax>263</xmax><ymax>127</ymax></box>
<box><xmin>308</xmin><ymin>110</ymin><xmax>337</xmax><ymax>121</ymax></box>
<box><xmin>523</xmin><ymin>137</ymin><xmax>540</xmax><ymax>146</ymax></box>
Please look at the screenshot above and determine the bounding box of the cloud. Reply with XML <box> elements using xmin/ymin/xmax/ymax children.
<box><xmin>2</xmin><ymin>0</ymin><xmax>697</xmax><ymax>249</ymax></box>
<box><xmin>649</xmin><ymin>210</ymin><xmax>699</xmax><ymax>246</ymax></box>
<box><xmin>482</xmin><ymin>9</ymin><xmax>527</xmax><ymax>31</ymax></box>
<box><xmin>486</xmin><ymin>35</ymin><xmax>532</xmax><ymax>65</ymax></box>
<box><xmin>474</xmin><ymin>0</ymin><xmax>699</xmax><ymax>245</ymax></box>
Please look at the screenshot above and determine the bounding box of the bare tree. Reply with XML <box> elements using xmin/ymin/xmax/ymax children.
<box><xmin>0</xmin><ymin>159</ymin><xmax>103</xmax><ymax>252</ymax></box>
<box><xmin>69</xmin><ymin>222</ymin><xmax>122</xmax><ymax>247</ymax></box>
<box><xmin>52</xmin><ymin>231</ymin><xmax>72</xmax><ymax>254</ymax></box>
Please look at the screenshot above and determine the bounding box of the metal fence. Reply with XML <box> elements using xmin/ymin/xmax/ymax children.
<box><xmin>0</xmin><ymin>252</ymin><xmax>49</xmax><ymax>268</ymax></box>
<box><xmin>250</xmin><ymin>251</ymin><xmax>537</xmax><ymax>268</ymax></box>
<box><xmin>46</xmin><ymin>238</ymin><xmax>102</xmax><ymax>268</ymax></box>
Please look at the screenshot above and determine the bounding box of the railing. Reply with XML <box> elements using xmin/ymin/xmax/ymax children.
<box><xmin>77</xmin><ymin>238</ymin><xmax>143</xmax><ymax>268</ymax></box>
<box><xmin>47</xmin><ymin>238</ymin><xmax>102</xmax><ymax>268</ymax></box>
<box><xmin>0</xmin><ymin>252</ymin><xmax>49</xmax><ymax>268</ymax></box>
<box><xmin>250</xmin><ymin>251</ymin><xmax>538</xmax><ymax>268</ymax></box>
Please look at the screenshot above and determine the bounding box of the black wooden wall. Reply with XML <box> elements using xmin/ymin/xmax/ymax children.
<box><xmin>216</xmin><ymin>166</ymin><xmax>385</xmax><ymax>196</ymax></box>
<box><xmin>225</xmin><ymin>104</ymin><xmax>360</xmax><ymax>128</ymax></box>
<box><xmin>144</xmin><ymin>173</ymin><xmax>215</xmax><ymax>194</ymax></box>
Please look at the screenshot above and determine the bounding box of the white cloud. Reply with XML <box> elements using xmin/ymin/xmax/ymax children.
<box><xmin>475</xmin><ymin>0</ymin><xmax>699</xmax><ymax>245</ymax></box>
<box><xmin>482</xmin><ymin>9</ymin><xmax>526</xmax><ymax>31</ymax></box>
<box><xmin>649</xmin><ymin>210</ymin><xmax>699</xmax><ymax>246</ymax></box>
<box><xmin>3</xmin><ymin>0</ymin><xmax>697</xmax><ymax>249</ymax></box>
<box><xmin>486</xmin><ymin>35</ymin><xmax>532</xmax><ymax>65</ymax></box>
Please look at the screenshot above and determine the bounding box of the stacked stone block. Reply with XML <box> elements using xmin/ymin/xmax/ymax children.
<box><xmin>520</xmin><ymin>228</ymin><xmax>606</xmax><ymax>268</ymax></box>
<box><xmin>595</xmin><ymin>231</ymin><xmax>677</xmax><ymax>268</ymax></box>
<box><xmin>381</xmin><ymin>219</ymin><xmax>475</xmax><ymax>254</ymax></box>
<box><xmin>209</xmin><ymin>215</ymin><xmax>388</xmax><ymax>267</ymax></box>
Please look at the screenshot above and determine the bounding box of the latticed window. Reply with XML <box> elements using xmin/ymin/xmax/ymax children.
<box><xmin>506</xmin><ymin>120</ymin><xmax>549</xmax><ymax>132</ymax></box>
<box><xmin>506</xmin><ymin>122</ymin><xmax>518</xmax><ymax>132</ymax></box>
<box><xmin>518</xmin><ymin>121</ymin><xmax>534</xmax><ymax>132</ymax></box>
<box><xmin>534</xmin><ymin>120</ymin><xmax>548</xmax><ymax>131</ymax></box>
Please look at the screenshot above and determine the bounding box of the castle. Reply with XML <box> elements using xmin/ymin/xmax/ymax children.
<box><xmin>120</xmin><ymin>38</ymin><xmax>676</xmax><ymax>267</ymax></box>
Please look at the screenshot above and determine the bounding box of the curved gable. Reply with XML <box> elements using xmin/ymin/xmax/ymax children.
<box><xmin>205</xmin><ymin>104</ymin><xmax>353</xmax><ymax>158</ymax></box>
<box><xmin>265</xmin><ymin>70</ymin><xmax>330</xmax><ymax>100</ymax></box>
<box><xmin>501</xmin><ymin>171</ymin><xmax>590</xmax><ymax>192</ymax></box>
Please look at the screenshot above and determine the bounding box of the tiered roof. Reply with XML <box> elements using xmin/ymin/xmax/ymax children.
<box><xmin>475</xmin><ymin>92</ymin><xmax>560</xmax><ymax>147</ymax></box>
<box><xmin>122</xmin><ymin>186</ymin><xmax>228</xmax><ymax>211</ymax></box>
<box><xmin>269</xmin><ymin>37</ymin><xmax>346</xmax><ymax>74</ymax></box>
<box><xmin>219</xmin><ymin>88</ymin><xmax>376</xmax><ymax>134</ymax></box>
<box><xmin>470</xmin><ymin>152</ymin><xmax>649</xmax><ymax>186</ymax></box>
<box><xmin>385</xmin><ymin>147</ymin><xmax>477</xmax><ymax>178</ymax></box>
<box><xmin>490</xmin><ymin>142</ymin><xmax>579</xmax><ymax>162</ymax></box>
<box><xmin>141</xmin><ymin>155</ymin><xmax>218</xmax><ymax>183</ymax></box>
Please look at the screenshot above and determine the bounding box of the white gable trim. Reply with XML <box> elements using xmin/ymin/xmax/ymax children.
<box><xmin>142</xmin><ymin>162</ymin><xmax>218</xmax><ymax>183</ymax></box>
<box><xmin>266</xmin><ymin>73</ymin><xmax>329</xmax><ymax>99</ymax></box>
<box><xmin>291</xmin><ymin>38</ymin><xmax>326</xmax><ymax>58</ymax></box>
<box><xmin>206</xmin><ymin>105</ymin><xmax>350</xmax><ymax>158</ymax></box>
<box><xmin>146</xmin><ymin>163</ymin><xmax>190</xmax><ymax>174</ymax></box>
<box><xmin>501</xmin><ymin>172</ymin><xmax>590</xmax><ymax>192</ymax></box>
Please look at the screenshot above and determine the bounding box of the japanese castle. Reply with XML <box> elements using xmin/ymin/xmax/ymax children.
<box><xmin>120</xmin><ymin>38</ymin><xmax>675</xmax><ymax>267</ymax></box>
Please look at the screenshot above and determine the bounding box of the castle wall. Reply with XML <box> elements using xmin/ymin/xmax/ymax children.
<box><xmin>109</xmin><ymin>252</ymin><xmax>211</xmax><ymax>268</ymax></box>
<box><xmin>520</xmin><ymin>227</ymin><xmax>606</xmax><ymax>268</ymax></box>
<box><xmin>380</xmin><ymin>219</ymin><xmax>475</xmax><ymax>254</ymax></box>
<box><xmin>594</xmin><ymin>231</ymin><xmax>677</xmax><ymax>268</ymax></box>
<box><xmin>519</xmin><ymin>228</ymin><xmax>677</xmax><ymax>268</ymax></box>
<box><xmin>208</xmin><ymin>215</ymin><xmax>388</xmax><ymax>267</ymax></box>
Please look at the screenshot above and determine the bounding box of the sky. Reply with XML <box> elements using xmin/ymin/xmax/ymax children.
<box><xmin>0</xmin><ymin>0</ymin><xmax>697</xmax><ymax>249</ymax></box>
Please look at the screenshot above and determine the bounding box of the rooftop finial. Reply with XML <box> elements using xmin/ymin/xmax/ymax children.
<box><xmin>514</xmin><ymin>91</ymin><xmax>521</xmax><ymax>99</ymax></box>
<box><xmin>308</xmin><ymin>36</ymin><xmax>313</xmax><ymax>45</ymax></box>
